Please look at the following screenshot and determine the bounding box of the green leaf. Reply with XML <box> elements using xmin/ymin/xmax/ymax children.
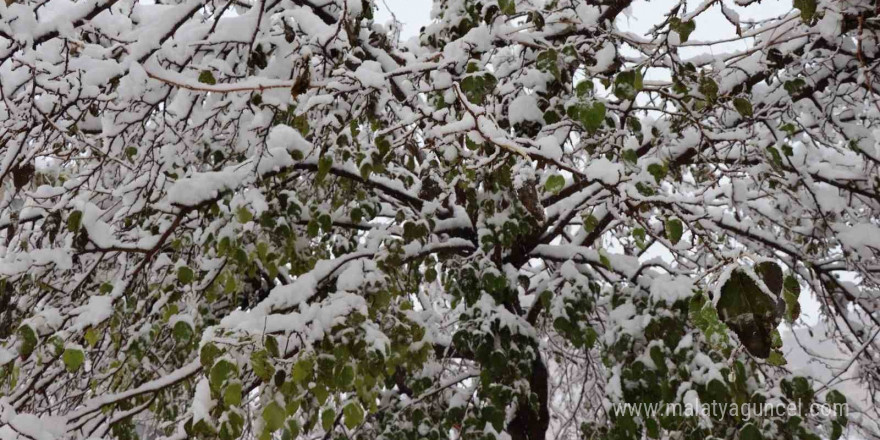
<box><xmin>337</xmin><ymin>365</ymin><xmax>355</xmax><ymax>388</ymax></box>
<box><xmin>632</xmin><ymin>228</ymin><xmax>647</xmax><ymax>249</ymax></box>
<box><xmin>198</xmin><ymin>70</ymin><xmax>217</xmax><ymax>85</ymax></box>
<box><xmin>313</xmin><ymin>384</ymin><xmax>329</xmax><ymax>405</ymax></box>
<box><xmin>84</xmin><ymin>327</ymin><xmax>100</xmax><ymax>347</ymax></box>
<box><xmin>544</xmin><ymin>174</ymin><xmax>565</xmax><ymax>194</ymax></box>
<box><xmin>771</xmin><ymin>329</ymin><xmax>783</xmax><ymax>348</ymax></box>
<box><xmin>831</xmin><ymin>422</ymin><xmax>843</xmax><ymax>440</ymax></box>
<box><xmin>826</xmin><ymin>389</ymin><xmax>846</xmax><ymax>406</ymax></box>
<box><xmin>251</xmin><ymin>350</ymin><xmax>275</xmax><ymax>382</ymax></box>
<box><xmin>292</xmin><ymin>115</ymin><xmax>310</xmax><ymax>136</ymax></box>
<box><xmin>767</xmin><ymin>146</ymin><xmax>784</xmax><ymax>168</ymax></box>
<box><xmin>781</xmin><ymin>376</ymin><xmax>814</xmax><ymax>411</ymax></box>
<box><xmin>17</xmin><ymin>325</ymin><xmax>37</xmax><ymax>358</ymax></box>
<box><xmin>716</xmin><ymin>269</ymin><xmax>782</xmax><ymax>358</ymax></box>
<box><xmin>350</xmin><ymin>207</ymin><xmax>363</xmax><ymax>224</ymax></box>
<box><xmin>292</xmin><ymin>358</ymin><xmax>313</xmax><ymax>383</ymax></box>
<box><xmin>647</xmin><ymin>163</ymin><xmax>667</xmax><ymax>183</ymax></box>
<box><xmin>543</xmin><ymin>110</ymin><xmax>560</xmax><ymax>124</ymax></box>
<box><xmin>256</xmin><ymin>241</ymin><xmax>269</xmax><ymax>262</ymax></box>
<box><xmin>793</xmin><ymin>0</ymin><xmax>816</xmax><ymax>23</ymax></box>
<box><xmin>582</xmin><ymin>214</ymin><xmax>599</xmax><ymax>233</ymax></box>
<box><xmin>177</xmin><ymin>266</ymin><xmax>194</xmax><ymax>284</ymax></box>
<box><xmin>49</xmin><ymin>336</ymin><xmax>64</xmax><ymax>356</ymax></box>
<box><xmin>599</xmin><ymin>250</ymin><xmax>611</xmax><ymax>269</ymax></box>
<box><xmin>224</xmin><ymin>381</ymin><xmax>243</xmax><ymax>406</ymax></box>
<box><xmin>669</xmin><ymin>17</ymin><xmax>696</xmax><ymax>42</ymax></box>
<box><xmin>236</xmin><ymin>206</ymin><xmax>253</xmax><ymax>224</ymax></box>
<box><xmin>826</xmin><ymin>389</ymin><xmax>847</xmax><ymax>426</ymax></box>
<box><xmin>425</xmin><ymin>267</ymin><xmax>437</xmax><ymax>282</ymax></box>
<box><xmin>264</xmin><ymin>336</ymin><xmax>280</xmax><ymax>358</ymax></box>
<box><xmin>575</xmin><ymin>80</ymin><xmax>593</xmax><ymax>97</ymax></box>
<box><xmin>359</xmin><ymin>162</ymin><xmax>372</xmax><ymax>180</ymax></box>
<box><xmin>689</xmin><ymin>292</ymin><xmax>730</xmax><ymax>348</ymax></box>
<box><xmin>784</xmin><ymin>78</ymin><xmax>806</xmax><ymax>96</ymax></box>
<box><xmin>768</xmin><ymin>350</ymin><xmax>787</xmax><ymax>366</ymax></box>
<box><xmin>536</xmin><ymin>50</ymin><xmax>559</xmax><ymax>81</ymax></box>
<box><xmin>699</xmin><ymin>77</ymin><xmax>719</xmax><ymax>103</ymax></box>
<box><xmin>646</xmin><ymin>418</ymin><xmax>660</xmax><ymax>439</ymax></box>
<box><xmin>285</xmin><ymin>420</ymin><xmax>301</xmax><ymax>439</ymax></box>
<box><xmin>262</xmin><ymin>401</ymin><xmax>286</xmax><ymax>432</ymax></box>
<box><xmin>783</xmin><ymin>275</ymin><xmax>801</xmax><ymax>323</ymax></box>
<box><xmin>63</xmin><ymin>347</ymin><xmax>85</xmax><ymax>373</ymax></box>
<box><xmin>200</xmin><ymin>343</ymin><xmax>222</xmax><ymax>369</ymax></box>
<box><xmin>210</xmin><ymin>359</ymin><xmax>237</xmax><ymax>390</ymax></box>
<box><xmin>461</xmin><ymin>73</ymin><xmax>497</xmax><ymax>104</ymax></box>
<box><xmin>614</xmin><ymin>70</ymin><xmax>642</xmax><ymax>101</ymax></box>
<box><xmin>316</xmin><ymin>156</ymin><xmax>333</xmax><ymax>184</ymax></box>
<box><xmin>733</xmin><ymin>97</ymin><xmax>754</xmax><ymax>117</ymax></box>
<box><xmin>403</xmin><ymin>221</ymin><xmax>428</xmax><ymax>241</ymax></box>
<box><xmin>193</xmin><ymin>419</ymin><xmax>216</xmax><ymax>436</ymax></box>
<box><xmin>580</xmin><ymin>102</ymin><xmax>605</xmax><ymax>134</ymax></box>
<box><xmin>307</xmin><ymin>219</ymin><xmax>320</xmax><ymax>238</ymax></box>
<box><xmin>321</xmin><ymin>408</ymin><xmax>336</xmax><ymax>431</ymax></box>
<box><xmin>740</xmin><ymin>423</ymin><xmax>763</xmax><ymax>440</ymax></box>
<box><xmin>583</xmin><ymin>326</ymin><xmax>598</xmax><ymax>349</ymax></box>
<box><xmin>224</xmin><ymin>275</ymin><xmax>237</xmax><ymax>294</ymax></box>
<box><xmin>498</xmin><ymin>0</ymin><xmax>515</xmax><ymax>15</ymax></box>
<box><xmin>173</xmin><ymin>320</ymin><xmax>193</xmax><ymax>343</ymax></box>
<box><xmin>756</xmin><ymin>261</ymin><xmax>783</xmax><ymax>295</ymax></box>
<box><xmin>67</xmin><ymin>210</ymin><xmax>83</xmax><ymax>232</ymax></box>
<box><xmin>343</xmin><ymin>402</ymin><xmax>364</xmax><ymax>430</ymax></box>
<box><xmin>665</xmin><ymin>218</ymin><xmax>683</xmax><ymax>245</ymax></box>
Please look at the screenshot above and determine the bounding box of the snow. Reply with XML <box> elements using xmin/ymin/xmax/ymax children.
<box><xmin>508</xmin><ymin>94</ymin><xmax>544</xmax><ymax>125</ymax></box>
<box><xmin>606</xmin><ymin>365</ymin><xmax>623</xmax><ymax>400</ymax></box>
<box><xmin>71</xmin><ymin>296</ymin><xmax>114</xmax><ymax>330</ymax></box>
<box><xmin>66</xmin><ymin>361</ymin><xmax>202</xmax><ymax>422</ymax></box>
<box><xmin>354</xmin><ymin>61</ymin><xmax>387</xmax><ymax>89</ymax></box>
<box><xmin>836</xmin><ymin>223</ymin><xmax>880</xmax><ymax>259</ymax></box>
<box><xmin>0</xmin><ymin>349</ymin><xmax>15</xmax><ymax>366</ymax></box>
<box><xmin>584</xmin><ymin>158</ymin><xmax>623</xmax><ymax>185</ymax></box>
<box><xmin>142</xmin><ymin>64</ymin><xmax>296</xmax><ymax>93</ymax></box>
<box><xmin>675</xmin><ymin>333</ymin><xmax>694</xmax><ymax>352</ymax></box>
<box><xmin>336</xmin><ymin>261</ymin><xmax>365</xmax><ymax>291</ymax></box>
<box><xmin>7</xmin><ymin>414</ymin><xmax>66</xmax><ymax>440</ymax></box>
<box><xmin>588</xmin><ymin>42</ymin><xmax>615</xmax><ymax>74</ymax></box>
<box><xmin>607</xmin><ymin>301</ymin><xmax>648</xmax><ymax>337</ymax></box>
<box><xmin>287</xmin><ymin>7</ymin><xmax>336</xmax><ymax>44</ymax></box>
<box><xmin>535</xmin><ymin>136</ymin><xmax>563</xmax><ymax>161</ymax></box>
<box><xmin>219</xmin><ymin>251</ymin><xmax>374</xmax><ymax>329</ymax></box>
<box><xmin>816</xmin><ymin>9</ymin><xmax>841</xmax><ymax>40</ymax></box>
<box><xmin>169</xmin><ymin>314</ymin><xmax>195</xmax><ymax>329</ymax></box>
<box><xmin>165</xmin><ymin>142</ymin><xmax>302</xmax><ymax>208</ymax></box>
<box><xmin>2</xmin><ymin>0</ymin><xmax>880</xmax><ymax>438</ymax></box>
<box><xmin>0</xmin><ymin>249</ymin><xmax>73</xmax><ymax>277</ymax></box>
<box><xmin>191</xmin><ymin>378</ymin><xmax>215</xmax><ymax>424</ymax></box>
<box><xmin>650</xmin><ymin>275</ymin><xmax>695</xmax><ymax>304</ymax></box>
<box><xmin>166</xmin><ymin>169</ymin><xmax>248</xmax><ymax>207</ymax></box>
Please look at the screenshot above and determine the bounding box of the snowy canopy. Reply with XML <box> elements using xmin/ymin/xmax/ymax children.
<box><xmin>1</xmin><ymin>0</ymin><xmax>879</xmax><ymax>439</ymax></box>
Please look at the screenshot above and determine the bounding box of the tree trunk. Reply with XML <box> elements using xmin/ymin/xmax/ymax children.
<box><xmin>508</xmin><ymin>355</ymin><xmax>550</xmax><ymax>440</ymax></box>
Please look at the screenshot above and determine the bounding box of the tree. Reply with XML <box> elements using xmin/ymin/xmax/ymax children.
<box><xmin>0</xmin><ymin>0</ymin><xmax>879</xmax><ymax>438</ymax></box>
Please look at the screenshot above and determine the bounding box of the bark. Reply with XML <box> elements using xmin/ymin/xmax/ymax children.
<box><xmin>508</xmin><ymin>355</ymin><xmax>550</xmax><ymax>440</ymax></box>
